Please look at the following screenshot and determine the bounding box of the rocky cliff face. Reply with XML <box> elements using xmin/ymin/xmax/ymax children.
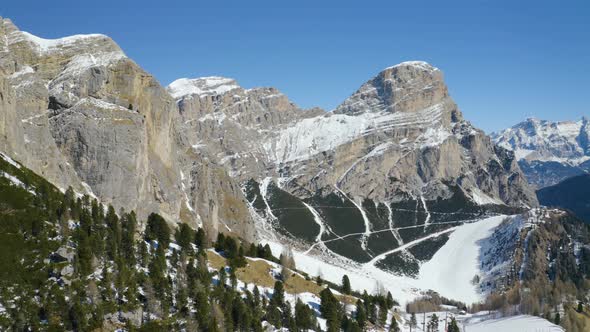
<box><xmin>169</xmin><ymin>60</ymin><xmax>538</xmax><ymax>268</ymax></box>
<box><xmin>492</xmin><ymin>117</ymin><xmax>590</xmax><ymax>188</ymax></box>
<box><xmin>0</xmin><ymin>17</ymin><xmax>537</xmax><ymax>257</ymax></box>
<box><xmin>0</xmin><ymin>17</ymin><xmax>254</xmax><ymax>239</ymax></box>
<box><xmin>172</xmin><ymin>61</ymin><xmax>536</xmax><ymax>209</ymax></box>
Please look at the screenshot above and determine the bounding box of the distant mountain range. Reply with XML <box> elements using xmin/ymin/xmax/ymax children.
<box><xmin>492</xmin><ymin>117</ymin><xmax>590</xmax><ymax>188</ymax></box>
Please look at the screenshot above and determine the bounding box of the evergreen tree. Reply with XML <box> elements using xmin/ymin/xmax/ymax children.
<box><xmin>355</xmin><ymin>299</ymin><xmax>367</xmax><ymax>329</ymax></box>
<box><xmin>195</xmin><ymin>227</ymin><xmax>206</xmax><ymax>248</ymax></box>
<box><xmin>386</xmin><ymin>291</ymin><xmax>394</xmax><ymax>309</ymax></box>
<box><xmin>448</xmin><ymin>316</ymin><xmax>460</xmax><ymax>332</ymax></box>
<box><xmin>175</xmin><ymin>223</ymin><xmax>193</xmax><ymax>252</ymax></box>
<box><xmin>320</xmin><ymin>288</ymin><xmax>341</xmax><ymax>332</ymax></box>
<box><xmin>145</xmin><ymin>213</ymin><xmax>170</xmax><ymax>247</ymax></box>
<box><xmin>554</xmin><ymin>312</ymin><xmax>560</xmax><ymax>325</ymax></box>
<box><xmin>389</xmin><ymin>314</ymin><xmax>400</xmax><ymax>332</ymax></box>
<box><xmin>342</xmin><ymin>274</ymin><xmax>351</xmax><ymax>294</ymax></box>
<box><xmin>427</xmin><ymin>313</ymin><xmax>439</xmax><ymax>332</ymax></box>
<box><xmin>271</xmin><ymin>281</ymin><xmax>285</xmax><ymax>306</ymax></box>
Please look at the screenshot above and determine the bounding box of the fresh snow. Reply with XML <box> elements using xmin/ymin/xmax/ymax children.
<box><xmin>386</xmin><ymin>61</ymin><xmax>440</xmax><ymax>72</ymax></box>
<box><xmin>167</xmin><ymin>77</ymin><xmax>240</xmax><ymax>99</ymax></box>
<box><xmin>461</xmin><ymin>314</ymin><xmax>563</xmax><ymax>332</ymax></box>
<box><xmin>265</xmin><ymin>103</ymin><xmax>447</xmax><ymax>164</ymax></box>
<box><xmin>417</xmin><ymin>215</ymin><xmax>506</xmax><ymax>304</ymax></box>
<box><xmin>333</xmin><ymin>185</ymin><xmax>372</xmax><ymax>251</ymax></box>
<box><xmin>0</xmin><ymin>171</ymin><xmax>34</xmax><ymax>194</ymax></box>
<box><xmin>11</xmin><ymin>31</ymin><xmax>111</xmax><ymax>54</ymax></box>
<box><xmin>264</xmin><ymin>215</ymin><xmax>515</xmax><ymax>306</ymax></box>
<box><xmin>493</xmin><ymin>117</ymin><xmax>590</xmax><ymax>165</ymax></box>
<box><xmin>419</xmin><ymin>195</ymin><xmax>431</xmax><ymax>230</ymax></box>
<box><xmin>470</xmin><ymin>188</ymin><xmax>503</xmax><ymax>206</ymax></box>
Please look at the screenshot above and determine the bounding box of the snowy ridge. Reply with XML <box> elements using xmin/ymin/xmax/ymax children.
<box><xmin>265</xmin><ymin>103</ymin><xmax>448</xmax><ymax>163</ymax></box>
<box><xmin>8</xmin><ymin>30</ymin><xmax>112</xmax><ymax>54</ymax></box>
<box><xmin>385</xmin><ymin>60</ymin><xmax>440</xmax><ymax>72</ymax></box>
<box><xmin>54</xmin><ymin>51</ymin><xmax>125</xmax><ymax>79</ymax></box>
<box><xmin>167</xmin><ymin>77</ymin><xmax>240</xmax><ymax>99</ymax></box>
<box><xmin>493</xmin><ymin>117</ymin><xmax>590</xmax><ymax>165</ymax></box>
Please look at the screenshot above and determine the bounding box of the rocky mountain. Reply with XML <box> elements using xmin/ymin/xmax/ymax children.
<box><xmin>1</xmin><ymin>17</ymin><xmax>589</xmax><ymax>331</ymax></box>
<box><xmin>537</xmin><ymin>173</ymin><xmax>590</xmax><ymax>223</ymax></box>
<box><xmin>170</xmin><ymin>60</ymin><xmax>538</xmax><ymax>276</ymax></box>
<box><xmin>0</xmin><ymin>16</ymin><xmax>539</xmax><ymax>286</ymax></box>
<box><xmin>0</xmin><ymin>17</ymin><xmax>255</xmax><ymax>240</ymax></box>
<box><xmin>492</xmin><ymin>117</ymin><xmax>590</xmax><ymax>188</ymax></box>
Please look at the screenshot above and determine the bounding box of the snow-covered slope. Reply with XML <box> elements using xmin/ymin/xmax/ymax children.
<box><xmin>167</xmin><ymin>77</ymin><xmax>240</xmax><ymax>99</ymax></box>
<box><xmin>493</xmin><ymin>117</ymin><xmax>589</xmax><ymax>165</ymax></box>
<box><xmin>262</xmin><ymin>214</ymin><xmax>538</xmax><ymax>305</ymax></box>
<box><xmin>417</xmin><ymin>216</ymin><xmax>506</xmax><ymax>304</ymax></box>
<box><xmin>492</xmin><ymin>117</ymin><xmax>590</xmax><ymax>188</ymax></box>
<box><xmin>461</xmin><ymin>314</ymin><xmax>564</xmax><ymax>332</ymax></box>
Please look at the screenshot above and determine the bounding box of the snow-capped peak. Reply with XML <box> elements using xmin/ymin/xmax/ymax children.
<box><xmin>2</xmin><ymin>18</ymin><xmax>124</xmax><ymax>57</ymax></box>
<box><xmin>167</xmin><ymin>76</ymin><xmax>241</xmax><ymax>99</ymax></box>
<box><xmin>385</xmin><ymin>60</ymin><xmax>440</xmax><ymax>72</ymax></box>
<box><xmin>492</xmin><ymin>117</ymin><xmax>590</xmax><ymax>164</ymax></box>
<box><xmin>18</xmin><ymin>32</ymin><xmax>111</xmax><ymax>53</ymax></box>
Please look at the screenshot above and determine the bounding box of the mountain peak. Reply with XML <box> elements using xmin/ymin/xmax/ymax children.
<box><xmin>167</xmin><ymin>76</ymin><xmax>241</xmax><ymax>99</ymax></box>
<box><xmin>384</xmin><ymin>60</ymin><xmax>439</xmax><ymax>72</ymax></box>
<box><xmin>334</xmin><ymin>60</ymin><xmax>455</xmax><ymax>122</ymax></box>
<box><xmin>2</xmin><ymin>18</ymin><xmax>122</xmax><ymax>57</ymax></box>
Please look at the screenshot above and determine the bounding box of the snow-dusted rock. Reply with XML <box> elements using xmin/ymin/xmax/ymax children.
<box><xmin>492</xmin><ymin>117</ymin><xmax>590</xmax><ymax>188</ymax></box>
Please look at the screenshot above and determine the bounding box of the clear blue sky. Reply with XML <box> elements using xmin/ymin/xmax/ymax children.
<box><xmin>2</xmin><ymin>1</ymin><xmax>589</xmax><ymax>132</ymax></box>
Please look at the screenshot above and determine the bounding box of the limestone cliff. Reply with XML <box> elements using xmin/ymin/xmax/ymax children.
<box><xmin>0</xmin><ymin>17</ymin><xmax>254</xmax><ymax>239</ymax></box>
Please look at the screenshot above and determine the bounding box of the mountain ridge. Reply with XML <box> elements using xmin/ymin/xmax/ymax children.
<box><xmin>1</xmin><ymin>16</ymin><xmax>537</xmax><ymax>282</ymax></box>
<box><xmin>492</xmin><ymin>117</ymin><xmax>590</xmax><ymax>188</ymax></box>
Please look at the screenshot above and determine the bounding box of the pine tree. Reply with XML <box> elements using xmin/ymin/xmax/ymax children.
<box><xmin>145</xmin><ymin>213</ymin><xmax>170</xmax><ymax>247</ymax></box>
<box><xmin>271</xmin><ymin>281</ymin><xmax>285</xmax><ymax>306</ymax></box>
<box><xmin>355</xmin><ymin>299</ymin><xmax>367</xmax><ymax>329</ymax></box>
<box><xmin>195</xmin><ymin>227</ymin><xmax>206</xmax><ymax>248</ymax></box>
<box><xmin>554</xmin><ymin>312</ymin><xmax>560</xmax><ymax>325</ymax></box>
<box><xmin>389</xmin><ymin>314</ymin><xmax>400</xmax><ymax>332</ymax></box>
<box><xmin>427</xmin><ymin>313</ymin><xmax>439</xmax><ymax>332</ymax></box>
<box><xmin>342</xmin><ymin>274</ymin><xmax>351</xmax><ymax>294</ymax></box>
<box><xmin>175</xmin><ymin>223</ymin><xmax>193</xmax><ymax>252</ymax></box>
<box><xmin>448</xmin><ymin>316</ymin><xmax>460</xmax><ymax>332</ymax></box>
<box><xmin>320</xmin><ymin>288</ymin><xmax>341</xmax><ymax>332</ymax></box>
<box><xmin>386</xmin><ymin>291</ymin><xmax>394</xmax><ymax>309</ymax></box>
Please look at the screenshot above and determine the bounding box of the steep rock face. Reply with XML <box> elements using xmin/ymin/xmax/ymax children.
<box><xmin>169</xmin><ymin>77</ymin><xmax>323</xmax><ymax>181</ymax></box>
<box><xmin>492</xmin><ymin>117</ymin><xmax>590</xmax><ymax>188</ymax></box>
<box><xmin>170</xmin><ymin>61</ymin><xmax>537</xmax><ymax>268</ymax></box>
<box><xmin>0</xmin><ymin>18</ymin><xmax>254</xmax><ymax>238</ymax></box>
<box><xmin>171</xmin><ymin>62</ymin><xmax>536</xmax><ymax>209</ymax></box>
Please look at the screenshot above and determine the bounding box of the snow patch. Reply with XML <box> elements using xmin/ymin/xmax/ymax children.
<box><xmin>167</xmin><ymin>77</ymin><xmax>240</xmax><ymax>99</ymax></box>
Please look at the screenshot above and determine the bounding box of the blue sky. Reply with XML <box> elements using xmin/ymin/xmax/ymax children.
<box><xmin>2</xmin><ymin>1</ymin><xmax>588</xmax><ymax>132</ymax></box>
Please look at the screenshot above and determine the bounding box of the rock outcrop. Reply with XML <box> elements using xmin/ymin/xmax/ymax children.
<box><xmin>172</xmin><ymin>61</ymin><xmax>537</xmax><ymax>209</ymax></box>
<box><xmin>0</xmin><ymin>17</ymin><xmax>537</xmax><ymax>250</ymax></box>
<box><xmin>0</xmin><ymin>17</ymin><xmax>254</xmax><ymax>239</ymax></box>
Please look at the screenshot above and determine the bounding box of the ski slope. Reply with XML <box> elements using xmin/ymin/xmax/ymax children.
<box><xmin>264</xmin><ymin>215</ymin><xmax>512</xmax><ymax>305</ymax></box>
<box><xmin>417</xmin><ymin>215</ymin><xmax>506</xmax><ymax>304</ymax></box>
<box><xmin>462</xmin><ymin>314</ymin><xmax>564</xmax><ymax>332</ymax></box>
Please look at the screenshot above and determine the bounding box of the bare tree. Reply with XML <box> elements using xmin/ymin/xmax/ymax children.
<box><xmin>280</xmin><ymin>245</ymin><xmax>296</xmax><ymax>281</ymax></box>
